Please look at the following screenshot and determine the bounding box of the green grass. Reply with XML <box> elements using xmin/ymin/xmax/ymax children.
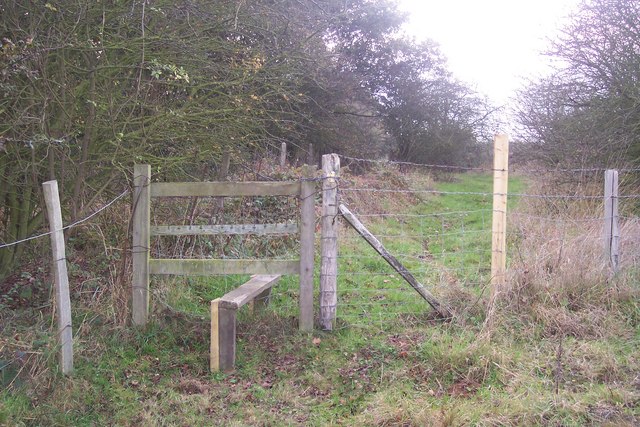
<box><xmin>1</xmin><ymin>171</ymin><xmax>638</xmax><ymax>426</ymax></box>
<box><xmin>337</xmin><ymin>172</ymin><xmax>527</xmax><ymax>325</ymax></box>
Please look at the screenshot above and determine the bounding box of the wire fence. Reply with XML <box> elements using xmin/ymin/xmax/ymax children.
<box><xmin>3</xmin><ymin>153</ymin><xmax>640</xmax><ymax>380</ymax></box>
<box><xmin>333</xmin><ymin>155</ymin><xmax>640</xmax><ymax>327</ymax></box>
<box><xmin>0</xmin><ymin>189</ymin><xmax>131</xmax><ymax>249</ymax></box>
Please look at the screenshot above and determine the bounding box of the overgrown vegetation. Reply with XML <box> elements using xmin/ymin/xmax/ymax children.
<box><xmin>0</xmin><ymin>0</ymin><xmax>493</xmax><ymax>279</ymax></box>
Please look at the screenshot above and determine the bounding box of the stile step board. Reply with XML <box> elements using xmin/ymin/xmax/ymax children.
<box><xmin>211</xmin><ymin>275</ymin><xmax>281</xmax><ymax>372</ymax></box>
<box><xmin>218</xmin><ymin>274</ymin><xmax>281</xmax><ymax>309</ymax></box>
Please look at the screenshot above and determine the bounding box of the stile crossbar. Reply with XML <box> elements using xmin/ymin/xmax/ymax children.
<box><xmin>131</xmin><ymin>165</ymin><xmax>316</xmax><ymax>369</ymax></box>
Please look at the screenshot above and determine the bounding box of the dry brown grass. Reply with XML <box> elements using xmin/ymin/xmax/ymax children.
<box><xmin>340</xmin><ymin>164</ymin><xmax>434</xmax><ymax>215</ymax></box>
<box><xmin>498</xmin><ymin>174</ymin><xmax>640</xmax><ymax>341</ymax></box>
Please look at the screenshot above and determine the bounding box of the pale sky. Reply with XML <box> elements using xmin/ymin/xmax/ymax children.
<box><xmin>397</xmin><ymin>0</ymin><xmax>580</xmax><ymax>108</ymax></box>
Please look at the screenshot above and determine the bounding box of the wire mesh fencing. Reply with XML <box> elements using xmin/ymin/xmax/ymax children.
<box><xmin>332</xmin><ymin>157</ymin><xmax>640</xmax><ymax>328</ymax></box>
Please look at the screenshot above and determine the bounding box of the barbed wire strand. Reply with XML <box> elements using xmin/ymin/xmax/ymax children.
<box><xmin>339</xmin><ymin>154</ymin><xmax>640</xmax><ymax>174</ymax></box>
<box><xmin>341</xmin><ymin>187</ymin><xmax>640</xmax><ymax>199</ymax></box>
<box><xmin>0</xmin><ymin>189</ymin><xmax>130</xmax><ymax>249</ymax></box>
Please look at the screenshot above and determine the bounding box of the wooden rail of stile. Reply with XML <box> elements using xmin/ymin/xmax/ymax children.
<box><xmin>132</xmin><ymin>164</ymin><xmax>316</xmax><ymax>373</ymax></box>
<box><xmin>210</xmin><ymin>274</ymin><xmax>282</xmax><ymax>372</ymax></box>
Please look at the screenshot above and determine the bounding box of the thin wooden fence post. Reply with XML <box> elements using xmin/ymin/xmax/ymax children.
<box><xmin>307</xmin><ymin>143</ymin><xmax>314</xmax><ymax>166</ymax></box>
<box><xmin>280</xmin><ymin>142</ymin><xmax>287</xmax><ymax>167</ymax></box>
<box><xmin>219</xmin><ymin>150</ymin><xmax>231</xmax><ymax>180</ymax></box>
<box><xmin>604</xmin><ymin>169</ymin><xmax>620</xmax><ymax>272</ymax></box>
<box><xmin>490</xmin><ymin>135</ymin><xmax>509</xmax><ymax>296</ymax></box>
<box><xmin>299</xmin><ymin>165</ymin><xmax>316</xmax><ymax>331</ymax></box>
<box><xmin>217</xmin><ymin>150</ymin><xmax>231</xmax><ymax>209</ymax></box>
<box><xmin>132</xmin><ymin>164</ymin><xmax>151</xmax><ymax>326</ymax></box>
<box><xmin>320</xmin><ymin>154</ymin><xmax>340</xmax><ymax>330</ymax></box>
<box><xmin>42</xmin><ymin>180</ymin><xmax>73</xmax><ymax>375</ymax></box>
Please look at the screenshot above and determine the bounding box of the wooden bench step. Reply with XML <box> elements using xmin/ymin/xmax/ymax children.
<box><xmin>218</xmin><ymin>274</ymin><xmax>281</xmax><ymax>309</ymax></box>
<box><xmin>211</xmin><ymin>274</ymin><xmax>281</xmax><ymax>372</ymax></box>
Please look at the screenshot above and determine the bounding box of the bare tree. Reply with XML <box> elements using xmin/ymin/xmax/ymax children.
<box><xmin>515</xmin><ymin>0</ymin><xmax>640</xmax><ymax>168</ymax></box>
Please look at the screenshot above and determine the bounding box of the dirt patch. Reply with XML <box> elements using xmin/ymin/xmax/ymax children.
<box><xmin>175</xmin><ymin>377</ymin><xmax>211</xmax><ymax>395</ymax></box>
<box><xmin>447</xmin><ymin>378</ymin><xmax>480</xmax><ymax>397</ymax></box>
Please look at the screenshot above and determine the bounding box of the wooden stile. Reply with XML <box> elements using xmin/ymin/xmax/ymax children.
<box><xmin>210</xmin><ymin>299</ymin><xmax>221</xmax><ymax>371</ymax></box>
<box><xmin>132</xmin><ymin>164</ymin><xmax>319</xmax><ymax>368</ymax></box>
<box><xmin>216</xmin><ymin>275</ymin><xmax>281</xmax><ymax>309</ymax></box>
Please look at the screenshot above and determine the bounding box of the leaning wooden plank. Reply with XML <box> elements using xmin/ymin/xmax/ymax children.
<box><xmin>339</xmin><ymin>204</ymin><xmax>452</xmax><ymax>319</ymax></box>
<box><xmin>151</xmin><ymin>181</ymin><xmax>301</xmax><ymax>198</ymax></box>
<box><xmin>150</xmin><ymin>223</ymin><xmax>298</xmax><ymax>236</ymax></box>
<box><xmin>219</xmin><ymin>275</ymin><xmax>281</xmax><ymax>309</ymax></box>
<box><xmin>149</xmin><ymin>259</ymin><xmax>300</xmax><ymax>276</ymax></box>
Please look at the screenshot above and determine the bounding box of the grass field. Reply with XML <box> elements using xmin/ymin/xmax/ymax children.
<box><xmin>1</xmin><ymin>170</ymin><xmax>638</xmax><ymax>426</ymax></box>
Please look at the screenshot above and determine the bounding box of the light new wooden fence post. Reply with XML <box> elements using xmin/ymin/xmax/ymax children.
<box><xmin>280</xmin><ymin>142</ymin><xmax>287</xmax><ymax>167</ymax></box>
<box><xmin>42</xmin><ymin>180</ymin><xmax>73</xmax><ymax>375</ymax></box>
<box><xmin>491</xmin><ymin>135</ymin><xmax>509</xmax><ymax>294</ymax></box>
<box><xmin>299</xmin><ymin>165</ymin><xmax>316</xmax><ymax>331</ymax></box>
<box><xmin>320</xmin><ymin>154</ymin><xmax>340</xmax><ymax>330</ymax></box>
<box><xmin>604</xmin><ymin>169</ymin><xmax>620</xmax><ymax>272</ymax></box>
<box><xmin>132</xmin><ymin>164</ymin><xmax>151</xmax><ymax>326</ymax></box>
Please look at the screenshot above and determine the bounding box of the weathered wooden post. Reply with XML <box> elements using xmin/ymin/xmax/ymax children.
<box><xmin>604</xmin><ymin>169</ymin><xmax>620</xmax><ymax>272</ymax></box>
<box><xmin>218</xmin><ymin>150</ymin><xmax>231</xmax><ymax>180</ymax></box>
<box><xmin>490</xmin><ymin>135</ymin><xmax>509</xmax><ymax>295</ymax></box>
<box><xmin>132</xmin><ymin>164</ymin><xmax>151</xmax><ymax>326</ymax></box>
<box><xmin>280</xmin><ymin>142</ymin><xmax>287</xmax><ymax>167</ymax></box>
<box><xmin>307</xmin><ymin>143</ymin><xmax>314</xmax><ymax>166</ymax></box>
<box><xmin>42</xmin><ymin>180</ymin><xmax>73</xmax><ymax>375</ymax></box>
<box><xmin>217</xmin><ymin>150</ymin><xmax>231</xmax><ymax>209</ymax></box>
<box><xmin>299</xmin><ymin>165</ymin><xmax>316</xmax><ymax>331</ymax></box>
<box><xmin>320</xmin><ymin>154</ymin><xmax>340</xmax><ymax>330</ymax></box>
<box><xmin>210</xmin><ymin>298</ymin><xmax>236</xmax><ymax>372</ymax></box>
